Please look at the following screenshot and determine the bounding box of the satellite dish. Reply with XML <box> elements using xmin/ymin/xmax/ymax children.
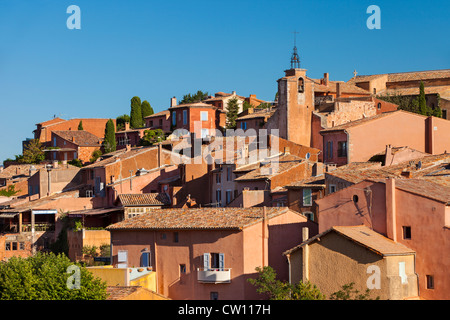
<box><xmin>305</xmin><ymin>153</ymin><xmax>311</xmax><ymax>160</ymax></box>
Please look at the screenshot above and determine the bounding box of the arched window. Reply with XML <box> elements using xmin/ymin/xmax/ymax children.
<box><xmin>298</xmin><ymin>77</ymin><xmax>304</xmax><ymax>93</ymax></box>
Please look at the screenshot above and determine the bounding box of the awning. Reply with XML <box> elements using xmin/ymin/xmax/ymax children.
<box><xmin>0</xmin><ymin>212</ymin><xmax>18</xmax><ymax>218</ymax></box>
<box><xmin>68</xmin><ymin>207</ymin><xmax>122</xmax><ymax>217</ymax></box>
<box><xmin>32</xmin><ymin>210</ymin><xmax>58</xmax><ymax>215</ymax></box>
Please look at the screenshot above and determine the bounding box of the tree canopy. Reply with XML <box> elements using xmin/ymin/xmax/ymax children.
<box><xmin>141</xmin><ymin>100</ymin><xmax>154</xmax><ymax>119</ymax></box>
<box><xmin>21</xmin><ymin>139</ymin><xmax>45</xmax><ymax>164</ymax></box>
<box><xmin>0</xmin><ymin>252</ymin><xmax>108</xmax><ymax>300</ymax></box>
<box><xmin>77</xmin><ymin>120</ymin><xmax>83</xmax><ymax>130</ymax></box>
<box><xmin>140</xmin><ymin>129</ymin><xmax>165</xmax><ymax>146</ymax></box>
<box><xmin>179</xmin><ymin>90</ymin><xmax>209</xmax><ymax>105</ymax></box>
<box><xmin>225</xmin><ymin>97</ymin><xmax>240</xmax><ymax>129</ymax></box>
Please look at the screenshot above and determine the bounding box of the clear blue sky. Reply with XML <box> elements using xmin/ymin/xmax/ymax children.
<box><xmin>0</xmin><ymin>0</ymin><xmax>449</xmax><ymax>163</ymax></box>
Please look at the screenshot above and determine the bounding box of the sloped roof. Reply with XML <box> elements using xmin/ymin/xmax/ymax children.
<box><xmin>234</xmin><ymin>154</ymin><xmax>305</xmax><ymax>182</ymax></box>
<box><xmin>144</xmin><ymin>110</ymin><xmax>170</xmax><ymax>119</ymax></box>
<box><xmin>107</xmin><ymin>207</ymin><xmax>293</xmax><ymax>231</ymax></box>
<box><xmin>311</xmin><ymin>79</ymin><xmax>371</xmax><ymax>95</ymax></box>
<box><xmin>53</xmin><ymin>130</ymin><xmax>101</xmax><ymax>146</ymax></box>
<box><xmin>117</xmin><ymin>193</ymin><xmax>171</xmax><ymax>207</ymax></box>
<box><xmin>168</xmin><ymin>102</ymin><xmax>217</xmax><ymax>110</ymax></box>
<box><xmin>285</xmin><ymin>175</ymin><xmax>326</xmax><ymax>189</ymax></box>
<box><xmin>284</xmin><ymin>225</ymin><xmax>415</xmax><ymax>257</ymax></box>
<box><xmin>347</xmin><ymin>69</ymin><xmax>450</xmax><ymax>84</ymax></box>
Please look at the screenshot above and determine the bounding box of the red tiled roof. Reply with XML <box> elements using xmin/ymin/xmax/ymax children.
<box><xmin>347</xmin><ymin>69</ymin><xmax>450</xmax><ymax>84</ymax></box>
<box><xmin>117</xmin><ymin>193</ymin><xmax>171</xmax><ymax>206</ymax></box>
<box><xmin>106</xmin><ymin>207</ymin><xmax>292</xmax><ymax>231</ymax></box>
<box><xmin>284</xmin><ymin>225</ymin><xmax>415</xmax><ymax>257</ymax></box>
<box><xmin>144</xmin><ymin>110</ymin><xmax>170</xmax><ymax>119</ymax></box>
<box><xmin>53</xmin><ymin>130</ymin><xmax>101</xmax><ymax>146</ymax></box>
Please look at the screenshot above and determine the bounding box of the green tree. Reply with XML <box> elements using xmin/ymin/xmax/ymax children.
<box><xmin>116</xmin><ymin>114</ymin><xmax>131</xmax><ymax>131</ymax></box>
<box><xmin>77</xmin><ymin>120</ymin><xmax>83</xmax><ymax>130</ymax></box>
<box><xmin>21</xmin><ymin>139</ymin><xmax>45</xmax><ymax>164</ymax></box>
<box><xmin>50</xmin><ymin>211</ymin><xmax>70</xmax><ymax>256</ymax></box>
<box><xmin>140</xmin><ymin>129</ymin><xmax>165</xmax><ymax>146</ymax></box>
<box><xmin>90</xmin><ymin>149</ymin><xmax>102</xmax><ymax>163</ymax></box>
<box><xmin>225</xmin><ymin>97</ymin><xmax>240</xmax><ymax>129</ymax></box>
<box><xmin>0</xmin><ymin>185</ymin><xmax>20</xmax><ymax>197</ymax></box>
<box><xmin>248</xmin><ymin>266</ymin><xmax>325</xmax><ymax>300</ymax></box>
<box><xmin>103</xmin><ymin>119</ymin><xmax>116</xmax><ymax>154</ymax></box>
<box><xmin>329</xmin><ymin>282</ymin><xmax>380</xmax><ymax>300</ymax></box>
<box><xmin>179</xmin><ymin>90</ymin><xmax>209</xmax><ymax>104</ymax></box>
<box><xmin>0</xmin><ymin>252</ymin><xmax>108</xmax><ymax>300</ymax></box>
<box><xmin>242</xmin><ymin>100</ymin><xmax>253</xmax><ymax>112</ymax></box>
<box><xmin>141</xmin><ymin>100</ymin><xmax>154</xmax><ymax>120</ymax></box>
<box><xmin>130</xmin><ymin>96</ymin><xmax>143</xmax><ymax>128</ymax></box>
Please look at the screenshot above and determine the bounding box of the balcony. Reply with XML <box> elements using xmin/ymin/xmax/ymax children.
<box><xmin>197</xmin><ymin>268</ymin><xmax>231</xmax><ymax>284</ymax></box>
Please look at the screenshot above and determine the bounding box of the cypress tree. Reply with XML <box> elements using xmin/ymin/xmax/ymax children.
<box><xmin>103</xmin><ymin>119</ymin><xmax>116</xmax><ymax>154</ymax></box>
<box><xmin>225</xmin><ymin>97</ymin><xmax>240</xmax><ymax>129</ymax></box>
<box><xmin>141</xmin><ymin>100</ymin><xmax>154</xmax><ymax>120</ymax></box>
<box><xmin>130</xmin><ymin>96</ymin><xmax>143</xmax><ymax>129</ymax></box>
<box><xmin>78</xmin><ymin>120</ymin><xmax>83</xmax><ymax>130</ymax></box>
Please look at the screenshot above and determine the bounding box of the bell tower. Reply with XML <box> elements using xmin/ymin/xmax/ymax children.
<box><xmin>275</xmin><ymin>32</ymin><xmax>314</xmax><ymax>146</ymax></box>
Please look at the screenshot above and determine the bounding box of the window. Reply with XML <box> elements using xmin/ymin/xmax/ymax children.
<box><xmin>12</xmin><ymin>242</ymin><xmax>17</xmax><ymax>250</ymax></box>
<box><xmin>353</xmin><ymin>195</ymin><xmax>359</xmax><ymax>203</ymax></box>
<box><xmin>160</xmin><ymin>233</ymin><xmax>167</xmax><ymax>240</ymax></box>
<box><xmin>117</xmin><ymin>250</ymin><xmax>128</xmax><ymax>268</ymax></box>
<box><xmin>201</xmin><ymin>128</ymin><xmax>209</xmax><ymax>138</ymax></box>
<box><xmin>180</xmin><ymin>264</ymin><xmax>186</xmax><ymax>274</ymax></box>
<box><xmin>149</xmin><ymin>120</ymin><xmax>153</xmax><ymax>127</ymax></box>
<box><xmin>5</xmin><ymin>242</ymin><xmax>11</xmax><ymax>251</ymax></box>
<box><xmin>426</xmin><ymin>275</ymin><xmax>434</xmax><ymax>289</ymax></box>
<box><xmin>337</xmin><ymin>141</ymin><xmax>347</xmax><ymax>158</ymax></box>
<box><xmin>443</xmin><ymin>109</ymin><xmax>448</xmax><ymax>120</ymax></box>
<box><xmin>159</xmin><ymin>119</ymin><xmax>163</xmax><ymax>126</ymax></box>
<box><xmin>326</xmin><ymin>141</ymin><xmax>333</xmax><ymax>160</ymax></box>
<box><xmin>304</xmin><ymin>212</ymin><xmax>314</xmax><ymax>221</ymax></box>
<box><xmin>227</xmin><ymin>167</ymin><xmax>232</xmax><ymax>181</ymax></box>
<box><xmin>140</xmin><ymin>251</ymin><xmax>151</xmax><ymax>268</ymax></box>
<box><xmin>200</xmin><ymin>111</ymin><xmax>208</xmax><ymax>121</ymax></box>
<box><xmin>377</xmin><ymin>103</ymin><xmax>382</xmax><ymax>110</ymax></box>
<box><xmin>226</xmin><ymin>190</ymin><xmax>233</xmax><ymax>205</ymax></box>
<box><xmin>19</xmin><ymin>242</ymin><xmax>25</xmax><ymax>250</ymax></box>
<box><xmin>399</xmin><ymin>262</ymin><xmax>407</xmax><ymax>284</ymax></box>
<box><xmin>203</xmin><ymin>253</ymin><xmax>225</xmax><ymax>270</ymax></box>
<box><xmin>174</xmin><ymin>232</ymin><xmax>179</xmax><ymax>243</ymax></box>
<box><xmin>329</xmin><ymin>185</ymin><xmax>336</xmax><ymax>194</ymax></box>
<box><xmin>303</xmin><ymin>188</ymin><xmax>312</xmax><ymax>206</ymax></box>
<box><xmin>241</xmin><ymin>122</ymin><xmax>247</xmax><ymax>130</ymax></box>
<box><xmin>53</xmin><ymin>137</ymin><xmax>57</xmax><ymax>147</ymax></box>
<box><xmin>373</xmin><ymin>88</ymin><xmax>377</xmax><ymax>94</ymax></box>
<box><xmin>183</xmin><ymin>110</ymin><xmax>187</xmax><ymax>125</ymax></box>
<box><xmin>298</xmin><ymin>77</ymin><xmax>305</xmax><ymax>93</ymax></box>
<box><xmin>210</xmin><ymin>292</ymin><xmax>219</xmax><ymax>300</ymax></box>
<box><xmin>172</xmin><ymin>111</ymin><xmax>177</xmax><ymax>126</ymax></box>
<box><xmin>216</xmin><ymin>173</ymin><xmax>221</xmax><ymax>184</ymax></box>
<box><xmin>216</xmin><ymin>190</ymin><xmax>222</xmax><ymax>206</ymax></box>
<box><xmin>403</xmin><ymin>226</ymin><xmax>411</xmax><ymax>240</ymax></box>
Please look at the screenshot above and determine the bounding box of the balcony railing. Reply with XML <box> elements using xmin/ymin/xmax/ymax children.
<box><xmin>197</xmin><ymin>268</ymin><xmax>231</xmax><ymax>284</ymax></box>
<box><xmin>22</xmin><ymin>223</ymin><xmax>55</xmax><ymax>232</ymax></box>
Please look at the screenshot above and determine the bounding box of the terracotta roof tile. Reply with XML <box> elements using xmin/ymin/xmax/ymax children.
<box><xmin>117</xmin><ymin>193</ymin><xmax>171</xmax><ymax>206</ymax></box>
<box><xmin>284</xmin><ymin>225</ymin><xmax>415</xmax><ymax>257</ymax></box>
<box><xmin>107</xmin><ymin>207</ymin><xmax>291</xmax><ymax>231</ymax></box>
<box><xmin>347</xmin><ymin>69</ymin><xmax>450</xmax><ymax>84</ymax></box>
<box><xmin>53</xmin><ymin>130</ymin><xmax>101</xmax><ymax>146</ymax></box>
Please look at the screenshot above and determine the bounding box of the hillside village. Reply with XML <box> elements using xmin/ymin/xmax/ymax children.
<box><xmin>1</xmin><ymin>52</ymin><xmax>450</xmax><ymax>300</ymax></box>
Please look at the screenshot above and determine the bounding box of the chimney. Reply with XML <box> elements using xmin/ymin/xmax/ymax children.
<box><xmin>232</xmin><ymin>91</ymin><xmax>236</xmax><ymax>96</ymax></box>
<box><xmin>336</xmin><ymin>82</ymin><xmax>342</xmax><ymax>98</ymax></box>
<box><xmin>323</xmin><ymin>73</ymin><xmax>329</xmax><ymax>86</ymax></box>
<box><xmin>386</xmin><ymin>178</ymin><xmax>397</xmax><ymax>242</ymax></box>
<box><xmin>302</xmin><ymin>227</ymin><xmax>309</xmax><ymax>282</ymax></box>
<box><xmin>0</xmin><ymin>166</ymin><xmax>3</xmax><ymax>173</ymax></box>
<box><xmin>52</xmin><ymin>160</ymin><xmax>58</xmax><ymax>169</ymax></box>
<box><xmin>124</xmin><ymin>122</ymin><xmax>130</xmax><ymax>131</ymax></box>
<box><xmin>171</xmin><ymin>97</ymin><xmax>177</xmax><ymax>107</ymax></box>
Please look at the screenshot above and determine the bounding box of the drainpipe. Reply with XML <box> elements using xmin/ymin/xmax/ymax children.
<box><xmin>262</xmin><ymin>206</ymin><xmax>268</xmax><ymax>267</ymax></box>
<box><xmin>302</xmin><ymin>227</ymin><xmax>309</xmax><ymax>282</ymax></box>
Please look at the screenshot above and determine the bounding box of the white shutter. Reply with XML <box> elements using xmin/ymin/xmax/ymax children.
<box><xmin>219</xmin><ymin>253</ymin><xmax>225</xmax><ymax>270</ymax></box>
<box><xmin>203</xmin><ymin>253</ymin><xmax>210</xmax><ymax>270</ymax></box>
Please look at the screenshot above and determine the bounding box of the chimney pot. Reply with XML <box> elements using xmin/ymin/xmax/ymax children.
<box><xmin>124</xmin><ymin>122</ymin><xmax>130</xmax><ymax>131</ymax></box>
<box><xmin>336</xmin><ymin>82</ymin><xmax>342</xmax><ymax>98</ymax></box>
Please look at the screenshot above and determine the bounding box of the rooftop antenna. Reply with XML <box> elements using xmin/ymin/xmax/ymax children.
<box><xmin>290</xmin><ymin>30</ymin><xmax>301</xmax><ymax>69</ymax></box>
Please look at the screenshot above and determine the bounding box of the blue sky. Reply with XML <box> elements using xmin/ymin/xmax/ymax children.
<box><xmin>0</xmin><ymin>0</ymin><xmax>449</xmax><ymax>163</ymax></box>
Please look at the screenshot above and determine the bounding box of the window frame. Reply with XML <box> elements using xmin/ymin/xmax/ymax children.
<box><xmin>303</xmin><ymin>188</ymin><xmax>312</xmax><ymax>206</ymax></box>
